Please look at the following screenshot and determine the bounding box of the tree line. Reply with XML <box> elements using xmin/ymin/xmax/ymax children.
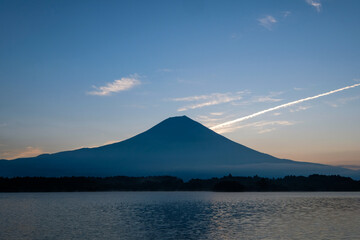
<box><xmin>1</xmin><ymin>174</ymin><xmax>360</xmax><ymax>192</ymax></box>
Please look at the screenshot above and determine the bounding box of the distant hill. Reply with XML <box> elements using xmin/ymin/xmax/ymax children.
<box><xmin>0</xmin><ymin>116</ymin><xmax>359</xmax><ymax>179</ymax></box>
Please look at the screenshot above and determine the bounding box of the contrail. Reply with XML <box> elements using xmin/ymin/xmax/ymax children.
<box><xmin>211</xmin><ymin>83</ymin><xmax>360</xmax><ymax>130</ymax></box>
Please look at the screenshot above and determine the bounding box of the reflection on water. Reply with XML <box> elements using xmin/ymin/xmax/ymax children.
<box><xmin>0</xmin><ymin>192</ymin><xmax>359</xmax><ymax>240</ymax></box>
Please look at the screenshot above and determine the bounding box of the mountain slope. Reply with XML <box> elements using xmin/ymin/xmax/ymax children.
<box><xmin>0</xmin><ymin>116</ymin><xmax>358</xmax><ymax>179</ymax></box>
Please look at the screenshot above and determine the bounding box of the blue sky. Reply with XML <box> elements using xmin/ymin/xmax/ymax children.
<box><xmin>1</xmin><ymin>0</ymin><xmax>359</xmax><ymax>168</ymax></box>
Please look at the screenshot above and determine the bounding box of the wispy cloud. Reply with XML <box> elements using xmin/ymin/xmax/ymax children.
<box><xmin>338</xmin><ymin>96</ymin><xmax>360</xmax><ymax>104</ymax></box>
<box><xmin>2</xmin><ymin>147</ymin><xmax>44</xmax><ymax>160</ymax></box>
<box><xmin>325</xmin><ymin>95</ymin><xmax>360</xmax><ymax>108</ymax></box>
<box><xmin>306</xmin><ymin>0</ymin><xmax>321</xmax><ymax>12</ymax></box>
<box><xmin>231</xmin><ymin>91</ymin><xmax>283</xmax><ymax>106</ymax></box>
<box><xmin>196</xmin><ymin>115</ymin><xmax>223</xmax><ymax>125</ymax></box>
<box><xmin>294</xmin><ymin>87</ymin><xmax>304</xmax><ymax>91</ymax></box>
<box><xmin>230</xmin><ymin>33</ymin><xmax>243</xmax><ymax>40</ymax></box>
<box><xmin>212</xmin><ymin>83</ymin><xmax>360</xmax><ymax>130</ymax></box>
<box><xmin>251</xmin><ymin>120</ymin><xmax>295</xmax><ymax>128</ymax></box>
<box><xmin>210</xmin><ymin>112</ymin><xmax>224</xmax><ymax>116</ymax></box>
<box><xmin>88</xmin><ymin>75</ymin><xmax>140</xmax><ymax>96</ymax></box>
<box><xmin>258</xmin><ymin>128</ymin><xmax>276</xmax><ymax>134</ymax></box>
<box><xmin>172</xmin><ymin>92</ymin><xmax>247</xmax><ymax>112</ymax></box>
<box><xmin>254</xmin><ymin>96</ymin><xmax>282</xmax><ymax>103</ymax></box>
<box><xmin>290</xmin><ymin>105</ymin><xmax>311</xmax><ymax>112</ymax></box>
<box><xmin>258</xmin><ymin>15</ymin><xmax>277</xmax><ymax>30</ymax></box>
<box><xmin>172</xmin><ymin>94</ymin><xmax>217</xmax><ymax>102</ymax></box>
<box><xmin>282</xmin><ymin>11</ymin><xmax>291</xmax><ymax>18</ymax></box>
<box><xmin>196</xmin><ymin>113</ymin><xmax>236</xmax><ymax>127</ymax></box>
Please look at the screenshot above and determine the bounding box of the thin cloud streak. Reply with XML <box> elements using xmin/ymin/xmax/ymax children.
<box><xmin>211</xmin><ymin>83</ymin><xmax>360</xmax><ymax>130</ymax></box>
<box><xmin>258</xmin><ymin>15</ymin><xmax>277</xmax><ymax>30</ymax></box>
<box><xmin>88</xmin><ymin>75</ymin><xmax>140</xmax><ymax>96</ymax></box>
<box><xmin>325</xmin><ymin>95</ymin><xmax>360</xmax><ymax>108</ymax></box>
<box><xmin>210</xmin><ymin>112</ymin><xmax>224</xmax><ymax>116</ymax></box>
<box><xmin>290</xmin><ymin>105</ymin><xmax>311</xmax><ymax>112</ymax></box>
<box><xmin>294</xmin><ymin>87</ymin><xmax>304</xmax><ymax>91</ymax></box>
<box><xmin>255</xmin><ymin>96</ymin><xmax>282</xmax><ymax>103</ymax></box>
<box><xmin>282</xmin><ymin>11</ymin><xmax>291</xmax><ymax>18</ymax></box>
<box><xmin>172</xmin><ymin>92</ymin><xmax>247</xmax><ymax>112</ymax></box>
<box><xmin>306</xmin><ymin>0</ymin><xmax>321</xmax><ymax>12</ymax></box>
<box><xmin>231</xmin><ymin>91</ymin><xmax>283</xmax><ymax>106</ymax></box>
<box><xmin>172</xmin><ymin>94</ymin><xmax>216</xmax><ymax>102</ymax></box>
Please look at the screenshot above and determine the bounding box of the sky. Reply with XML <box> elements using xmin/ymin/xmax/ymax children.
<box><xmin>1</xmin><ymin>0</ymin><xmax>360</xmax><ymax>168</ymax></box>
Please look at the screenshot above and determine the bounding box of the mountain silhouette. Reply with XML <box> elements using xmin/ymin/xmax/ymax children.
<box><xmin>0</xmin><ymin>116</ymin><xmax>358</xmax><ymax>179</ymax></box>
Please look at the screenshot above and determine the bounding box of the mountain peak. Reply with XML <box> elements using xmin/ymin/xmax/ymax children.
<box><xmin>142</xmin><ymin>115</ymin><xmax>215</xmax><ymax>141</ymax></box>
<box><xmin>162</xmin><ymin>115</ymin><xmax>193</xmax><ymax>122</ymax></box>
<box><xmin>151</xmin><ymin>115</ymin><xmax>202</xmax><ymax>129</ymax></box>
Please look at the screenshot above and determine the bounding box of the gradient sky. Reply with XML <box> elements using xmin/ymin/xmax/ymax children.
<box><xmin>1</xmin><ymin>0</ymin><xmax>360</xmax><ymax>168</ymax></box>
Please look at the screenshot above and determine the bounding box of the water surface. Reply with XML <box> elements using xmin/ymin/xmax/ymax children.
<box><xmin>0</xmin><ymin>192</ymin><xmax>359</xmax><ymax>240</ymax></box>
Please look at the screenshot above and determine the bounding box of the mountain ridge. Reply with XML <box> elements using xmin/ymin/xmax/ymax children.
<box><xmin>1</xmin><ymin>116</ymin><xmax>359</xmax><ymax>179</ymax></box>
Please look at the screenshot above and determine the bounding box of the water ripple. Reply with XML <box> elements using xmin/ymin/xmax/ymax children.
<box><xmin>0</xmin><ymin>192</ymin><xmax>359</xmax><ymax>240</ymax></box>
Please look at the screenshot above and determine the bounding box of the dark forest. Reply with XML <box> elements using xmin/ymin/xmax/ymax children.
<box><xmin>1</xmin><ymin>174</ymin><xmax>360</xmax><ymax>192</ymax></box>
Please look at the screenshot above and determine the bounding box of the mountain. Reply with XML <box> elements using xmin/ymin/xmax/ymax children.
<box><xmin>0</xmin><ymin>116</ymin><xmax>358</xmax><ymax>179</ymax></box>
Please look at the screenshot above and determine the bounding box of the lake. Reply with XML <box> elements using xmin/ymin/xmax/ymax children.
<box><xmin>0</xmin><ymin>192</ymin><xmax>359</xmax><ymax>240</ymax></box>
